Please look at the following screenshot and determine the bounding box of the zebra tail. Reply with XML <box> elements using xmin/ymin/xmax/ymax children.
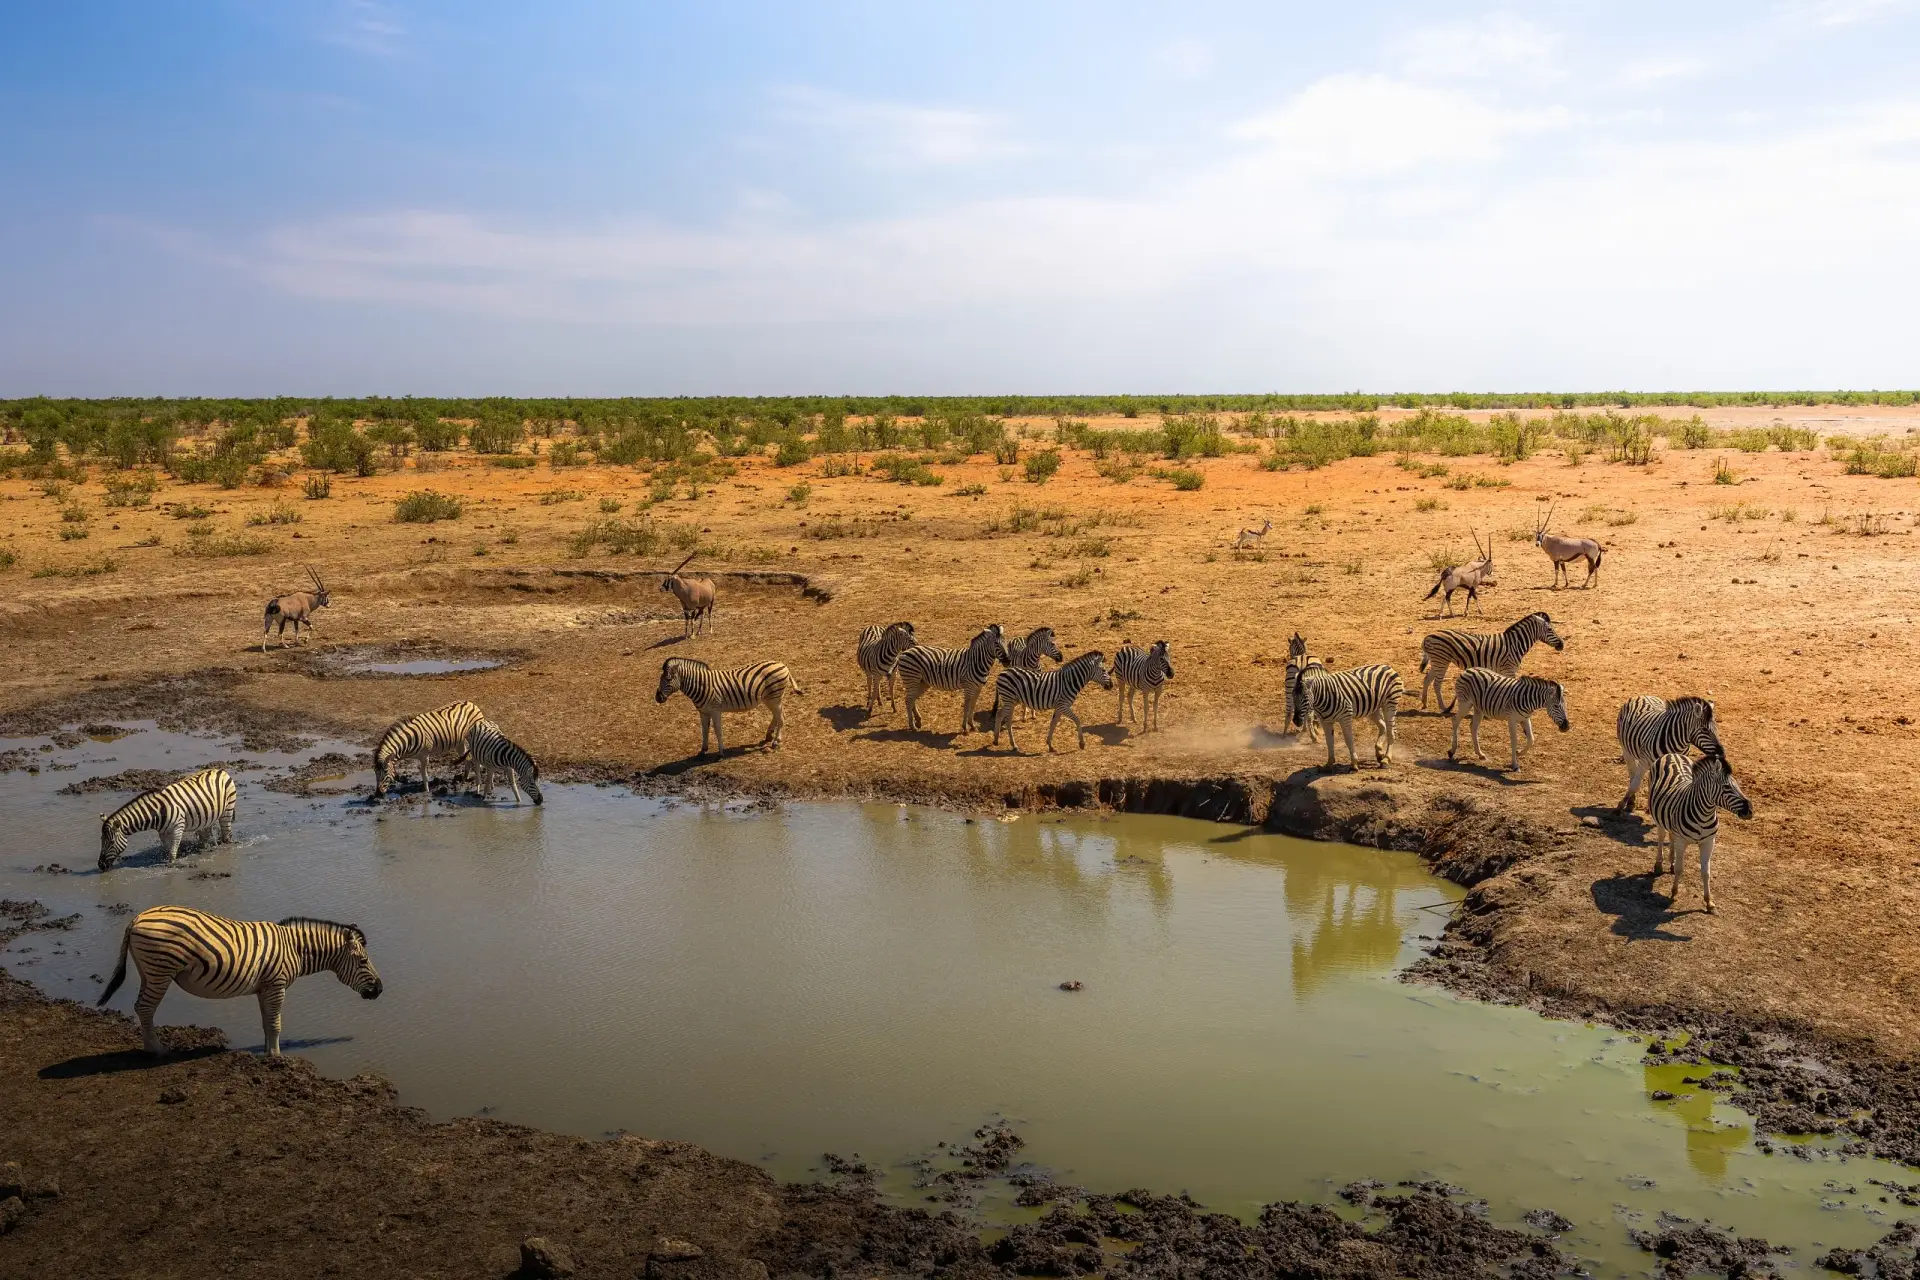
<box><xmin>97</xmin><ymin>922</ymin><xmax>132</xmax><ymax>1006</ymax></box>
<box><xmin>1419</xmin><ymin>652</ymin><xmax>1429</xmax><ymax>673</ymax></box>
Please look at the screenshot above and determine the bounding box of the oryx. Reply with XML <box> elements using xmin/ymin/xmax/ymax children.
<box><xmin>1534</xmin><ymin>502</ymin><xmax>1603</xmax><ymax>589</ymax></box>
<box><xmin>1423</xmin><ymin>531</ymin><xmax>1494</xmax><ymax>618</ymax></box>
<box><xmin>263</xmin><ymin>565</ymin><xmax>330</xmax><ymax>650</ymax></box>
<box><xmin>659</xmin><ymin>552</ymin><xmax>716</xmax><ymax>637</ymax></box>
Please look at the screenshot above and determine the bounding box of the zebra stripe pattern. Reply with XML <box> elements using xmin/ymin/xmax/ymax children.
<box><xmin>856</xmin><ymin>621</ymin><xmax>918</xmax><ymax>714</ymax></box>
<box><xmin>1287</xmin><ymin>661</ymin><xmax>1404</xmax><ymax>769</ymax></box>
<box><xmin>1646</xmin><ymin>748</ymin><xmax>1753</xmax><ymax>911</ymax></box>
<box><xmin>97</xmin><ymin>905</ymin><xmax>382</xmax><ymax>1057</ymax></box>
<box><xmin>1002</xmin><ymin>626</ymin><xmax>1063</xmax><ymax>722</ymax></box>
<box><xmin>655</xmin><ymin>656</ymin><xmax>802</xmax><ymax>755</ymax></box>
<box><xmin>1615</xmin><ymin>694</ymin><xmax>1723</xmax><ymax>814</ymax></box>
<box><xmin>98</xmin><ymin>767</ymin><xmax>237</xmax><ymax>871</ymax></box>
<box><xmin>1114</xmin><ymin>639</ymin><xmax>1174</xmax><ymax>731</ymax></box>
<box><xmin>1446</xmin><ymin>668</ymin><xmax>1570</xmax><ymax>771</ymax></box>
<box><xmin>990</xmin><ymin>650</ymin><xmax>1113</xmax><ymax>752</ymax></box>
<box><xmin>894</xmin><ymin>624</ymin><xmax>1007</xmax><ymax>735</ymax></box>
<box><xmin>374</xmin><ymin>700</ymin><xmax>486</xmax><ymax>798</ymax></box>
<box><xmin>1419</xmin><ymin>611</ymin><xmax>1564</xmax><ymax>711</ymax></box>
<box><xmin>466</xmin><ymin>718</ymin><xmax>542</xmax><ymax>805</ymax></box>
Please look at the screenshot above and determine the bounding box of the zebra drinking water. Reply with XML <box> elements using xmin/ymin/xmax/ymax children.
<box><xmin>1615</xmin><ymin>694</ymin><xmax>1723</xmax><ymax>814</ymax></box>
<box><xmin>373</xmin><ymin>700</ymin><xmax>485</xmax><ymax>799</ymax></box>
<box><xmin>465</xmin><ymin>718</ymin><xmax>542</xmax><ymax>805</ymax></box>
<box><xmin>1646</xmin><ymin>747</ymin><xmax>1753</xmax><ymax>912</ymax></box>
<box><xmin>655</xmin><ymin>656</ymin><xmax>802</xmax><ymax>755</ymax></box>
<box><xmin>1418</xmin><ymin>611</ymin><xmax>1564</xmax><ymax>711</ymax></box>
<box><xmin>894</xmin><ymin>624</ymin><xmax>1007</xmax><ymax>735</ymax></box>
<box><xmin>1114</xmin><ymin>639</ymin><xmax>1174</xmax><ymax>731</ymax></box>
<box><xmin>1446</xmin><ymin>669</ymin><xmax>1570</xmax><ymax>771</ymax></box>
<box><xmin>97</xmin><ymin>906</ymin><xmax>382</xmax><ymax>1057</ymax></box>
<box><xmin>1287</xmin><ymin>660</ymin><xmax>1404</xmax><ymax>769</ymax></box>
<box><xmin>855</xmin><ymin>621</ymin><xmax>917</xmax><ymax>714</ymax></box>
<box><xmin>97</xmin><ymin>767</ymin><xmax>237</xmax><ymax>871</ymax></box>
<box><xmin>990</xmin><ymin>650</ymin><xmax>1114</xmax><ymax>753</ymax></box>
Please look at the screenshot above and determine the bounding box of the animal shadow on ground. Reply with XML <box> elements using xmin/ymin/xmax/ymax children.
<box><xmin>853</xmin><ymin>727</ymin><xmax>959</xmax><ymax>748</ymax></box>
<box><xmin>40</xmin><ymin>1043</ymin><xmax>226</xmax><ymax>1079</ymax></box>
<box><xmin>817</xmin><ymin>705</ymin><xmax>869</xmax><ymax>732</ymax></box>
<box><xmin>1591</xmin><ymin>872</ymin><xmax>1697</xmax><ymax>942</ymax></box>
<box><xmin>1570</xmin><ymin>804</ymin><xmax>1653</xmax><ymax>847</ymax></box>
<box><xmin>1413</xmin><ymin>757</ymin><xmax>1542</xmax><ymax>787</ymax></box>
<box><xmin>1080</xmin><ymin>723</ymin><xmax>1131</xmax><ymax>746</ymax></box>
<box><xmin>644</xmin><ymin>745</ymin><xmax>763</xmax><ymax>776</ymax></box>
<box><xmin>645</xmin><ymin>634</ymin><xmax>688</xmax><ymax>650</ymax></box>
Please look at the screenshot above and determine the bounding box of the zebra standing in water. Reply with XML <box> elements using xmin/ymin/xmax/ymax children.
<box><xmin>97</xmin><ymin>906</ymin><xmax>381</xmax><ymax>1057</ymax></box>
<box><xmin>1615</xmin><ymin>694</ymin><xmax>1723</xmax><ymax>815</ymax></box>
<box><xmin>990</xmin><ymin>651</ymin><xmax>1113</xmax><ymax>753</ymax></box>
<box><xmin>97</xmin><ymin>767</ymin><xmax>237</xmax><ymax>871</ymax></box>
<box><xmin>465</xmin><ymin>718</ymin><xmax>542</xmax><ymax>805</ymax></box>
<box><xmin>894</xmin><ymin>624</ymin><xmax>1007</xmax><ymax>735</ymax></box>
<box><xmin>1446</xmin><ymin>669</ymin><xmax>1570</xmax><ymax>771</ymax></box>
<box><xmin>856</xmin><ymin>621</ymin><xmax>917</xmax><ymax>715</ymax></box>
<box><xmin>1646</xmin><ymin>747</ymin><xmax>1753</xmax><ymax>912</ymax></box>
<box><xmin>655</xmin><ymin>656</ymin><xmax>802</xmax><ymax>755</ymax></box>
<box><xmin>1419</xmin><ymin>611</ymin><xmax>1564</xmax><ymax>712</ymax></box>
<box><xmin>1114</xmin><ymin>639</ymin><xmax>1174</xmax><ymax>731</ymax></box>
<box><xmin>1003</xmin><ymin>625</ymin><xmax>1063</xmax><ymax>722</ymax></box>
<box><xmin>373</xmin><ymin>700</ymin><xmax>485</xmax><ymax>799</ymax></box>
<box><xmin>1287</xmin><ymin>660</ymin><xmax>1404</xmax><ymax>769</ymax></box>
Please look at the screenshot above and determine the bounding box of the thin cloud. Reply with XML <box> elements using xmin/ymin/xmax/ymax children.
<box><xmin>771</xmin><ymin>86</ymin><xmax>1023</xmax><ymax>167</ymax></box>
<box><xmin>319</xmin><ymin>0</ymin><xmax>407</xmax><ymax>57</ymax></box>
<box><xmin>1156</xmin><ymin>38</ymin><xmax>1215</xmax><ymax>78</ymax></box>
<box><xmin>1390</xmin><ymin>13</ymin><xmax>1561</xmax><ymax>82</ymax></box>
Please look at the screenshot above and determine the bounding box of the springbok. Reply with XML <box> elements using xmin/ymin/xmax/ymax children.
<box><xmin>263</xmin><ymin>565</ymin><xmax>330</xmax><ymax>650</ymax></box>
<box><xmin>1535</xmin><ymin>503</ymin><xmax>1603</xmax><ymax>589</ymax></box>
<box><xmin>1423</xmin><ymin>532</ymin><xmax>1494</xmax><ymax>618</ymax></box>
<box><xmin>659</xmin><ymin>553</ymin><xmax>716</xmax><ymax>637</ymax></box>
<box><xmin>1233</xmin><ymin>518</ymin><xmax>1273</xmax><ymax>550</ymax></box>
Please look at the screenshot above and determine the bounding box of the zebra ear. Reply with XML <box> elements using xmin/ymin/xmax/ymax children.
<box><xmin>98</xmin><ymin>812</ymin><xmax>106</xmax><ymax>821</ymax></box>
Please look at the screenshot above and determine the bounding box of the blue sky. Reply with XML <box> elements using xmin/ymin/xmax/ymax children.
<box><xmin>3</xmin><ymin>1</ymin><xmax>1917</xmax><ymax>395</ymax></box>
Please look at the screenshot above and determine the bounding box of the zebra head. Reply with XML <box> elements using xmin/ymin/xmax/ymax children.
<box><xmin>337</xmin><ymin>925</ymin><xmax>384</xmax><ymax>999</ymax></box>
<box><xmin>655</xmin><ymin>657</ymin><xmax>691</xmax><ymax>703</ymax></box>
<box><xmin>1151</xmin><ymin>639</ymin><xmax>1174</xmax><ymax>680</ymax></box>
<box><xmin>1673</xmin><ymin>695</ymin><xmax>1722</xmax><ymax>754</ymax></box>
<box><xmin>1075</xmin><ymin>650</ymin><xmax>1114</xmax><ymax>689</ymax></box>
<box><xmin>1029</xmin><ymin>626</ymin><xmax>1063</xmax><ymax>665</ymax></box>
<box><xmin>973</xmin><ymin>624</ymin><xmax>1009</xmax><ymax>664</ymax></box>
<box><xmin>1542</xmin><ymin>679</ymin><xmax>1571</xmax><ymax>732</ymax></box>
<box><xmin>886</xmin><ymin>621</ymin><xmax>916</xmax><ymax>644</ymax></box>
<box><xmin>1701</xmin><ymin>749</ymin><xmax>1754</xmax><ymax>820</ymax></box>
<box><xmin>1285</xmin><ymin>661</ymin><xmax>1314</xmax><ymax>729</ymax></box>
<box><xmin>1287</xmin><ymin>632</ymin><xmax>1307</xmax><ymax>663</ymax></box>
<box><xmin>97</xmin><ymin>813</ymin><xmax>130</xmax><ymax>871</ymax></box>
<box><xmin>1529</xmin><ymin>611</ymin><xmax>1565</xmax><ymax>652</ymax></box>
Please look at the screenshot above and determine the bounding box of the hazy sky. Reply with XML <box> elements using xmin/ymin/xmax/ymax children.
<box><xmin>3</xmin><ymin>1</ymin><xmax>1917</xmax><ymax>395</ymax></box>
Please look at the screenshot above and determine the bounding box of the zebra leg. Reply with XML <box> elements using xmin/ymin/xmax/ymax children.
<box><xmin>960</xmin><ymin>686</ymin><xmax>980</xmax><ymax>736</ymax></box>
<box><xmin>219</xmin><ymin>806</ymin><xmax>234</xmax><ymax>844</ymax></box>
<box><xmin>258</xmin><ymin>982</ymin><xmax>287</xmax><ymax>1057</ymax></box>
<box><xmin>1668</xmin><ymin>835</ymin><xmax>1687</xmax><ymax>904</ymax></box>
<box><xmin>1469</xmin><ymin>709</ymin><xmax>1486</xmax><ymax>761</ymax></box>
<box><xmin>135</xmin><ymin>970</ymin><xmax>171</xmax><ymax>1055</ymax></box>
<box><xmin>1618</xmin><ymin>759</ymin><xmax>1645</xmax><ymax>815</ymax></box>
<box><xmin>1340</xmin><ymin>718</ymin><xmax>1358</xmax><ymax>769</ymax></box>
<box><xmin>1448</xmin><ymin>704</ymin><xmax>1464</xmax><ymax>760</ymax></box>
<box><xmin>904</xmin><ymin>686</ymin><xmax>921</xmax><ymax>732</ymax></box>
<box><xmin>1507</xmin><ymin>717</ymin><xmax>1522</xmax><ymax>770</ymax></box>
<box><xmin>764</xmin><ymin>691</ymin><xmax>785</xmax><ymax>748</ymax></box>
<box><xmin>1149</xmin><ymin>688</ymin><xmax>1162</xmax><ymax>732</ymax></box>
<box><xmin>1699</xmin><ymin>833</ymin><xmax>1716</xmax><ymax>912</ymax></box>
<box><xmin>163</xmin><ymin>817</ymin><xmax>186</xmax><ymax>865</ymax></box>
<box><xmin>1378</xmin><ymin>706</ymin><xmax>1396</xmax><ymax>764</ymax></box>
<box><xmin>1045</xmin><ymin>708</ymin><xmax>1065</xmax><ymax>753</ymax></box>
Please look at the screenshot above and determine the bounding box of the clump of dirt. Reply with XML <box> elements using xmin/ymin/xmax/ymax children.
<box><xmin>57</xmin><ymin>767</ymin><xmax>203</xmax><ymax>796</ymax></box>
<box><xmin>262</xmin><ymin>750</ymin><xmax>372</xmax><ymax>795</ymax></box>
<box><xmin>1818</xmin><ymin>1219</ymin><xmax>1920</xmax><ymax>1277</ymax></box>
<box><xmin>1628</xmin><ymin>1213</ymin><xmax>1791</xmax><ymax>1279</ymax></box>
<box><xmin>0</xmin><ymin>900</ymin><xmax>79</xmax><ymax>949</ymax></box>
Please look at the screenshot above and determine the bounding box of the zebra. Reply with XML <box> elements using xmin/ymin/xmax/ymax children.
<box><xmin>990</xmin><ymin>650</ymin><xmax>1114</xmax><ymax>753</ymax></box>
<box><xmin>894</xmin><ymin>624</ymin><xmax>1007</xmax><ymax>735</ymax></box>
<box><xmin>856</xmin><ymin>621</ymin><xmax>918</xmax><ymax>715</ymax></box>
<box><xmin>97</xmin><ymin>906</ymin><xmax>382</xmax><ymax>1057</ymax></box>
<box><xmin>373</xmin><ymin>700</ymin><xmax>485</xmax><ymax>799</ymax></box>
<box><xmin>1114</xmin><ymin>639</ymin><xmax>1174</xmax><ymax>731</ymax></box>
<box><xmin>1003</xmin><ymin>625</ymin><xmax>1063</xmax><ymax>722</ymax></box>
<box><xmin>1615</xmin><ymin>694</ymin><xmax>1723</xmax><ymax>815</ymax></box>
<box><xmin>655</xmin><ymin>656</ymin><xmax>802</xmax><ymax>755</ymax></box>
<box><xmin>1418</xmin><ymin>611</ymin><xmax>1565</xmax><ymax>712</ymax></box>
<box><xmin>465</xmin><ymin>718</ymin><xmax>542</xmax><ymax>805</ymax></box>
<box><xmin>97</xmin><ymin>767</ymin><xmax>237</xmax><ymax>871</ymax></box>
<box><xmin>1646</xmin><ymin>747</ymin><xmax>1753</xmax><ymax>912</ymax></box>
<box><xmin>1286</xmin><ymin>660</ymin><xmax>1404</xmax><ymax>769</ymax></box>
<box><xmin>1446</xmin><ymin>669</ymin><xmax>1570</xmax><ymax>771</ymax></box>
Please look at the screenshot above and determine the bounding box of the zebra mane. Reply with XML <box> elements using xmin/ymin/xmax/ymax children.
<box><xmin>662</xmin><ymin>656</ymin><xmax>710</xmax><ymax>673</ymax></box>
<box><xmin>1669</xmin><ymin>694</ymin><xmax>1714</xmax><ymax>717</ymax></box>
<box><xmin>1067</xmin><ymin>649</ymin><xmax>1105</xmax><ymax>664</ymax></box>
<box><xmin>278</xmin><ymin>916</ymin><xmax>366</xmax><ymax>945</ymax></box>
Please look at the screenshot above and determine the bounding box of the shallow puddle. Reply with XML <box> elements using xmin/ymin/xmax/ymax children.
<box><xmin>349</xmin><ymin>657</ymin><xmax>503</xmax><ymax>676</ymax></box>
<box><xmin>1</xmin><ymin>724</ymin><xmax>1909</xmax><ymax>1275</ymax></box>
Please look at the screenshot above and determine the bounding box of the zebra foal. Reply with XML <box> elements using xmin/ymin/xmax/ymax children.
<box><xmin>1646</xmin><ymin>747</ymin><xmax>1753</xmax><ymax>912</ymax></box>
<box><xmin>98</xmin><ymin>767</ymin><xmax>237</xmax><ymax>871</ymax></box>
<box><xmin>856</xmin><ymin>621</ymin><xmax>917</xmax><ymax>715</ymax></box>
<box><xmin>1615</xmin><ymin>694</ymin><xmax>1722</xmax><ymax>815</ymax></box>
<box><xmin>98</xmin><ymin>906</ymin><xmax>381</xmax><ymax>1057</ymax></box>
<box><xmin>656</xmin><ymin>656</ymin><xmax>802</xmax><ymax>755</ymax></box>
<box><xmin>374</xmin><ymin>700</ymin><xmax>485</xmax><ymax>799</ymax></box>
<box><xmin>465</xmin><ymin>718</ymin><xmax>542</xmax><ymax>805</ymax></box>
<box><xmin>990</xmin><ymin>650</ymin><xmax>1113</xmax><ymax>753</ymax></box>
<box><xmin>1114</xmin><ymin>639</ymin><xmax>1174</xmax><ymax>731</ymax></box>
<box><xmin>894</xmin><ymin>625</ymin><xmax>1007</xmax><ymax>735</ymax></box>
<box><xmin>1418</xmin><ymin>611</ymin><xmax>1564</xmax><ymax>711</ymax></box>
<box><xmin>1287</xmin><ymin>660</ymin><xmax>1404</xmax><ymax>769</ymax></box>
<box><xmin>1446</xmin><ymin>669</ymin><xmax>1569</xmax><ymax>771</ymax></box>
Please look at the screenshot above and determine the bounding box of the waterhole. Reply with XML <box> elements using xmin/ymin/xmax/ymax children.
<box><xmin>302</xmin><ymin>645</ymin><xmax>508</xmax><ymax>677</ymax></box>
<box><xmin>2</xmin><ymin>724</ymin><xmax>1907</xmax><ymax>1275</ymax></box>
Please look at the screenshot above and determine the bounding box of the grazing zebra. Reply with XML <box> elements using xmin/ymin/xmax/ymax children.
<box><xmin>856</xmin><ymin>621</ymin><xmax>918</xmax><ymax>715</ymax></box>
<box><xmin>1287</xmin><ymin>660</ymin><xmax>1404</xmax><ymax>769</ymax></box>
<box><xmin>1615</xmin><ymin>694</ymin><xmax>1723</xmax><ymax>815</ymax></box>
<box><xmin>655</xmin><ymin>656</ymin><xmax>802</xmax><ymax>755</ymax></box>
<box><xmin>1114</xmin><ymin>639</ymin><xmax>1174</xmax><ymax>731</ymax></box>
<box><xmin>1418</xmin><ymin>611</ymin><xmax>1564</xmax><ymax>712</ymax></box>
<box><xmin>465</xmin><ymin>718</ymin><xmax>542</xmax><ymax>805</ymax></box>
<box><xmin>97</xmin><ymin>906</ymin><xmax>381</xmax><ymax>1057</ymax></box>
<box><xmin>990</xmin><ymin>651</ymin><xmax>1114</xmax><ymax>753</ymax></box>
<box><xmin>894</xmin><ymin>625</ymin><xmax>1008</xmax><ymax>735</ymax></box>
<box><xmin>1646</xmin><ymin>748</ymin><xmax>1753</xmax><ymax>912</ymax></box>
<box><xmin>373</xmin><ymin>700</ymin><xmax>485</xmax><ymax>799</ymax></box>
<box><xmin>1446</xmin><ymin>669</ymin><xmax>1570</xmax><ymax>771</ymax></box>
<box><xmin>97</xmin><ymin>767</ymin><xmax>237</xmax><ymax>872</ymax></box>
<box><xmin>1003</xmin><ymin>626</ymin><xmax>1063</xmax><ymax>722</ymax></box>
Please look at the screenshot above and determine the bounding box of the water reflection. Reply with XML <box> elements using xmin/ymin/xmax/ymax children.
<box><xmin>1644</xmin><ymin>1062</ymin><xmax>1752</xmax><ymax>1182</ymax></box>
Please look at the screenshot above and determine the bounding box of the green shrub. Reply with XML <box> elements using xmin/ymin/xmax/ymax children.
<box><xmin>58</xmin><ymin>525</ymin><xmax>89</xmax><ymax>541</ymax></box>
<box><xmin>304</xmin><ymin>474</ymin><xmax>332</xmax><ymax>499</ymax></box>
<box><xmin>871</xmin><ymin>454</ymin><xmax>944</xmax><ymax>486</ymax></box>
<box><xmin>548</xmin><ymin>440</ymin><xmax>586</xmax><ymax>467</ymax></box>
<box><xmin>393</xmin><ymin>490</ymin><xmax>463</xmax><ymax>523</ymax></box>
<box><xmin>1152</xmin><ymin>466</ymin><xmax>1204</xmax><ymax>490</ymax></box>
<box><xmin>365</xmin><ymin>421</ymin><xmax>415</xmax><ymax>460</ymax></box>
<box><xmin>301</xmin><ymin>421</ymin><xmax>378</xmax><ymax>475</ymax></box>
<box><xmin>785</xmin><ymin>482</ymin><xmax>811</xmax><ymax>504</ymax></box>
<box><xmin>568</xmin><ymin>516</ymin><xmax>660</xmax><ymax>556</ymax></box>
<box><xmin>599</xmin><ymin>496</ymin><xmax>623</xmax><ymax>513</ymax></box>
<box><xmin>414</xmin><ymin>417</ymin><xmax>462</xmax><ymax>451</ymax></box>
<box><xmin>103</xmin><ymin>471</ymin><xmax>159</xmax><ymax>507</ymax></box>
<box><xmin>1023</xmin><ymin>449</ymin><xmax>1062</xmax><ymax>483</ymax></box>
<box><xmin>774</xmin><ymin>437</ymin><xmax>812</xmax><ymax>467</ymax></box>
<box><xmin>489</xmin><ymin>455</ymin><xmax>537</xmax><ymax>469</ymax></box>
<box><xmin>246</xmin><ymin>499</ymin><xmax>302</xmax><ymax>526</ymax></box>
<box><xmin>541</xmin><ymin>489</ymin><xmax>585</xmax><ymax>505</ymax></box>
<box><xmin>0</xmin><ymin>548</ymin><xmax>14</xmax><ymax>570</ymax></box>
<box><xmin>467</xmin><ymin>415</ymin><xmax>525</xmax><ymax>454</ymax></box>
<box><xmin>176</xmin><ymin>525</ymin><xmax>272</xmax><ymax>556</ymax></box>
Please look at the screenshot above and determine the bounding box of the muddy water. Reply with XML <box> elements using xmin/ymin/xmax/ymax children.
<box><xmin>1</xmin><ymin>725</ymin><xmax>1907</xmax><ymax>1274</ymax></box>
